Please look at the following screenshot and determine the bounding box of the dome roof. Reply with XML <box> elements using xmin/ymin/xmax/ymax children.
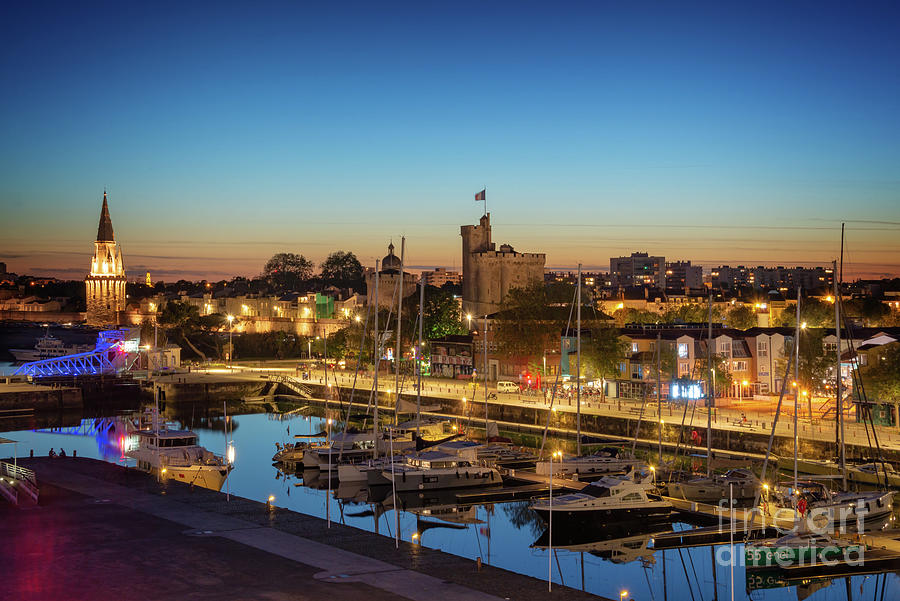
<box><xmin>381</xmin><ymin>242</ymin><xmax>402</xmax><ymax>271</ymax></box>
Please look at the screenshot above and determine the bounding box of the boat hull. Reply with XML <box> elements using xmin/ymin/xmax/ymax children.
<box><xmin>533</xmin><ymin>504</ymin><xmax>671</xmax><ymax>527</ymax></box>
<box><xmin>385</xmin><ymin>468</ymin><xmax>501</xmax><ymax>492</ymax></box>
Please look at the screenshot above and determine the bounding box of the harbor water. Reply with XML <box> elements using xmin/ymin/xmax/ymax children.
<box><xmin>3</xmin><ymin>408</ymin><xmax>898</xmax><ymax>600</ymax></box>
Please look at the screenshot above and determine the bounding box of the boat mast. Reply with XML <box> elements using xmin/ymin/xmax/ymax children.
<box><xmin>484</xmin><ymin>313</ymin><xmax>488</xmax><ymax>439</ymax></box>
<box><xmin>576</xmin><ymin>263</ymin><xmax>582</xmax><ymax>456</ymax></box>
<box><xmin>657</xmin><ymin>331</ymin><xmax>662</xmax><ymax>467</ymax></box>
<box><xmin>393</xmin><ymin>237</ymin><xmax>405</xmax><ymax>424</ymax></box>
<box><xmin>794</xmin><ymin>289</ymin><xmax>801</xmax><ymax>492</ymax></box>
<box><xmin>373</xmin><ymin>258</ymin><xmax>380</xmax><ymax>459</ymax></box>
<box><xmin>416</xmin><ymin>273</ymin><xmax>424</xmax><ymax>439</ymax></box>
<box><xmin>837</xmin><ymin>222</ymin><xmax>847</xmax><ymax>488</ymax></box>
<box><xmin>707</xmin><ymin>291</ymin><xmax>713</xmax><ymax>477</ymax></box>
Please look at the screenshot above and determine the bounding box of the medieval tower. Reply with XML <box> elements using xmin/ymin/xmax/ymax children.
<box><xmin>460</xmin><ymin>213</ymin><xmax>545</xmax><ymax>316</ymax></box>
<box><xmin>85</xmin><ymin>192</ymin><xmax>127</xmax><ymax>326</ymax></box>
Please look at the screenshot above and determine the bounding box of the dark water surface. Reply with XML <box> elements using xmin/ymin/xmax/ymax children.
<box><xmin>3</xmin><ymin>409</ymin><xmax>898</xmax><ymax>601</ymax></box>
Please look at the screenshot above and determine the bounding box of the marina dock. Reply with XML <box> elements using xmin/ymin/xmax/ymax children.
<box><xmin>0</xmin><ymin>457</ymin><xmax>610</xmax><ymax>601</ymax></box>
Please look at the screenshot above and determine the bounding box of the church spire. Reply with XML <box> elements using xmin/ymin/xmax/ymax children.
<box><xmin>96</xmin><ymin>191</ymin><xmax>115</xmax><ymax>242</ymax></box>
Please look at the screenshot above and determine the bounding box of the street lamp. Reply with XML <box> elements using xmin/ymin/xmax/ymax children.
<box><xmin>548</xmin><ymin>449</ymin><xmax>562</xmax><ymax>591</ymax></box>
<box><xmin>226</xmin><ymin>315</ymin><xmax>234</xmax><ymax>371</ymax></box>
<box><xmin>466</xmin><ymin>313</ymin><xmax>472</xmax><ymax>330</ymax></box>
<box><xmin>326</xmin><ymin>417</ymin><xmax>333</xmax><ymax>528</ymax></box>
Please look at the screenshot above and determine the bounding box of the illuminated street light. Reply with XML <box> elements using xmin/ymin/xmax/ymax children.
<box><xmin>227</xmin><ymin>315</ymin><xmax>235</xmax><ymax>371</ymax></box>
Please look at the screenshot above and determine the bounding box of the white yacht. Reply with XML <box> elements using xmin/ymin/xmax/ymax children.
<box><xmin>847</xmin><ymin>462</ymin><xmax>900</xmax><ymax>488</ymax></box>
<box><xmin>535</xmin><ymin>447</ymin><xmax>643</xmax><ymax>478</ymax></box>
<box><xmin>10</xmin><ymin>333</ymin><xmax>94</xmax><ymax>362</ymax></box>
<box><xmin>761</xmin><ymin>481</ymin><xmax>894</xmax><ymax>533</ymax></box>
<box><xmin>302</xmin><ymin>432</ymin><xmax>377</xmax><ymax>470</ymax></box>
<box><xmin>127</xmin><ymin>429</ymin><xmax>231</xmax><ymax>491</ymax></box>
<box><xmin>272</xmin><ymin>432</ymin><xmax>327</xmax><ymax>464</ymax></box>
<box><xmin>382</xmin><ymin>451</ymin><xmax>501</xmax><ymax>492</ymax></box>
<box><xmin>531</xmin><ymin>470</ymin><xmax>671</xmax><ymax>526</ymax></box>
<box><xmin>337</xmin><ymin>454</ymin><xmax>406</xmax><ymax>485</ymax></box>
<box><xmin>667</xmin><ymin>468</ymin><xmax>759</xmax><ymax>502</ymax></box>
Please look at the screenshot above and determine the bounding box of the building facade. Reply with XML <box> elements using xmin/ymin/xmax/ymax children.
<box><xmin>422</xmin><ymin>267</ymin><xmax>461</xmax><ymax>288</ymax></box>
<box><xmin>665</xmin><ymin>260</ymin><xmax>703</xmax><ymax>290</ymax></box>
<box><xmin>365</xmin><ymin>242</ymin><xmax>419</xmax><ymax>309</ymax></box>
<box><xmin>460</xmin><ymin>213</ymin><xmax>545</xmax><ymax>316</ymax></box>
<box><xmin>610</xmin><ymin>252</ymin><xmax>665</xmax><ymax>288</ymax></box>
<box><xmin>85</xmin><ymin>192</ymin><xmax>126</xmax><ymax>326</ymax></box>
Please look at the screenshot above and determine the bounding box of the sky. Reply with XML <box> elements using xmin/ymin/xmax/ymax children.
<box><xmin>1</xmin><ymin>1</ymin><xmax>899</xmax><ymax>282</ymax></box>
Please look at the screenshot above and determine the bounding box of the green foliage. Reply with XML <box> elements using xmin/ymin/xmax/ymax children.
<box><xmin>693</xmin><ymin>353</ymin><xmax>734</xmax><ymax>395</ymax></box>
<box><xmin>861</xmin><ymin>344</ymin><xmax>900</xmax><ymax>402</ymax></box>
<box><xmin>725</xmin><ymin>305</ymin><xmax>757</xmax><ymax>329</ymax></box>
<box><xmin>844</xmin><ymin>298</ymin><xmax>891</xmax><ymax>327</ymax></box>
<box><xmin>494</xmin><ymin>282</ymin><xmax>573</xmax><ymax>358</ymax></box>
<box><xmin>319</xmin><ymin>251</ymin><xmax>364</xmax><ymax>290</ymax></box>
<box><xmin>263</xmin><ymin>253</ymin><xmax>314</xmax><ymax>291</ymax></box>
<box><xmin>422</xmin><ymin>287</ymin><xmax>466</xmax><ymax>339</ymax></box>
<box><xmin>582</xmin><ymin>326</ymin><xmax>629</xmax><ymax>380</ymax></box>
<box><xmin>775</xmin><ymin>328</ymin><xmax>833</xmax><ymax>395</ymax></box>
<box><xmin>777</xmin><ymin>298</ymin><xmax>835</xmax><ymax>328</ymax></box>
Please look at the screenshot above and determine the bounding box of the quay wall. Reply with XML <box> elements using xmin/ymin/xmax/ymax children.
<box><xmin>148</xmin><ymin>379</ymin><xmax>268</xmax><ymax>404</ymax></box>
<box><xmin>300</xmin><ymin>382</ymin><xmax>900</xmax><ymax>464</ymax></box>
<box><xmin>0</xmin><ymin>384</ymin><xmax>82</xmax><ymax>411</ymax></box>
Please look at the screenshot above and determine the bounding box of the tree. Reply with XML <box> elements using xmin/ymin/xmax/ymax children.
<box><xmin>494</xmin><ymin>282</ymin><xmax>571</xmax><ymax>359</ymax></box>
<box><xmin>777</xmin><ymin>298</ymin><xmax>834</xmax><ymax>328</ymax></box>
<box><xmin>861</xmin><ymin>344</ymin><xmax>900</xmax><ymax>402</ymax></box>
<box><xmin>263</xmin><ymin>253</ymin><xmax>314</xmax><ymax>291</ymax></box>
<box><xmin>725</xmin><ymin>305</ymin><xmax>756</xmax><ymax>329</ymax></box>
<box><xmin>775</xmin><ymin>328</ymin><xmax>833</xmax><ymax>396</ymax></box>
<box><xmin>845</xmin><ymin>298</ymin><xmax>891</xmax><ymax>327</ymax></box>
<box><xmin>422</xmin><ymin>287</ymin><xmax>467</xmax><ymax>340</ymax></box>
<box><xmin>320</xmin><ymin>251</ymin><xmax>364</xmax><ymax>290</ymax></box>
<box><xmin>581</xmin><ymin>326</ymin><xmax>629</xmax><ymax>399</ymax></box>
<box><xmin>158</xmin><ymin>301</ymin><xmax>209</xmax><ymax>361</ymax></box>
<box><xmin>692</xmin><ymin>354</ymin><xmax>734</xmax><ymax>397</ymax></box>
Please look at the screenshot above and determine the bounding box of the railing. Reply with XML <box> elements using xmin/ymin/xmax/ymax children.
<box><xmin>268</xmin><ymin>375</ymin><xmax>312</xmax><ymax>398</ymax></box>
<box><xmin>0</xmin><ymin>461</ymin><xmax>39</xmax><ymax>505</ymax></box>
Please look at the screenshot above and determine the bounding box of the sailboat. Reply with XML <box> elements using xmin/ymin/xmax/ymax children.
<box><xmin>759</xmin><ymin>288</ymin><xmax>894</xmax><ymax>532</ymax></box>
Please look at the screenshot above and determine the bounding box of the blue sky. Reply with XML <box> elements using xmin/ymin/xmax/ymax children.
<box><xmin>2</xmin><ymin>1</ymin><xmax>899</xmax><ymax>281</ymax></box>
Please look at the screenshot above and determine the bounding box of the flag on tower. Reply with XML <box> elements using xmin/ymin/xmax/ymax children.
<box><xmin>475</xmin><ymin>189</ymin><xmax>486</xmax><ymax>201</ymax></box>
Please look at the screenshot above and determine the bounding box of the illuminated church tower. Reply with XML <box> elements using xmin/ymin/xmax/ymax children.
<box><xmin>85</xmin><ymin>192</ymin><xmax>127</xmax><ymax>326</ymax></box>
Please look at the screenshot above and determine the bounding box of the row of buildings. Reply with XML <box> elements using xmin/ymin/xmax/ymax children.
<box><xmin>432</xmin><ymin>322</ymin><xmax>900</xmax><ymax>404</ymax></box>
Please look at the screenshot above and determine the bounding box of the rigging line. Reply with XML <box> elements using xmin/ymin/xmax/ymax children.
<box><xmin>554</xmin><ymin>549</ymin><xmax>565</xmax><ymax>587</ymax></box>
<box><xmin>538</xmin><ymin>285</ymin><xmax>578</xmax><ymax>458</ymax></box>
<box><xmin>641</xmin><ymin>560</ymin><xmax>656</xmax><ymax>601</ymax></box>
<box><xmin>844</xmin><ymin>309</ymin><xmax>890</xmax><ymax>484</ymax></box>
<box><xmin>684</xmin><ymin>546</ymin><xmax>702</xmax><ymax>598</ymax></box>
<box><xmin>632</xmin><ymin>384</ymin><xmax>648</xmax><ymax>455</ymax></box>
<box><xmin>749</xmin><ymin>349</ymin><xmax>796</xmax><ymax>537</ymax></box>
<box><xmin>676</xmin><ymin>548</ymin><xmax>698</xmax><ymax>601</ymax></box>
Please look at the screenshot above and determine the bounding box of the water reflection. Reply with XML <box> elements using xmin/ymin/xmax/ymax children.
<box><xmin>3</xmin><ymin>409</ymin><xmax>899</xmax><ymax>601</ymax></box>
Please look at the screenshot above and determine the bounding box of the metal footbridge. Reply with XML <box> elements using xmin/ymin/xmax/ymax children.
<box><xmin>14</xmin><ymin>328</ymin><xmax>141</xmax><ymax>378</ymax></box>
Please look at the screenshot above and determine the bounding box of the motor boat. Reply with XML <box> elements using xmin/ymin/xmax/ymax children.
<box><xmin>382</xmin><ymin>451</ymin><xmax>501</xmax><ymax>492</ymax></box>
<box><xmin>272</xmin><ymin>431</ymin><xmax>327</xmax><ymax>464</ymax></box>
<box><xmin>666</xmin><ymin>468</ymin><xmax>759</xmax><ymax>502</ymax></box>
<box><xmin>531</xmin><ymin>469</ymin><xmax>671</xmax><ymax>526</ymax></box>
<box><xmin>127</xmin><ymin>428</ymin><xmax>231</xmax><ymax>491</ymax></box>
<box><xmin>760</xmin><ymin>480</ymin><xmax>894</xmax><ymax>533</ymax></box>
<box><xmin>534</xmin><ymin>446</ymin><xmax>643</xmax><ymax>478</ymax></box>
<box><xmin>745</xmin><ymin>531</ymin><xmax>864</xmax><ymax>569</ymax></box>
<box><xmin>10</xmin><ymin>332</ymin><xmax>94</xmax><ymax>362</ymax></box>
<box><xmin>847</xmin><ymin>462</ymin><xmax>900</xmax><ymax>488</ymax></box>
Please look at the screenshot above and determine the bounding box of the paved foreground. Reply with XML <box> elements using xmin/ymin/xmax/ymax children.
<box><xmin>1</xmin><ymin>458</ymin><xmax>607</xmax><ymax>601</ymax></box>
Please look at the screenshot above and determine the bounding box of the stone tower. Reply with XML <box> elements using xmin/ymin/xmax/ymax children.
<box><xmin>85</xmin><ymin>192</ymin><xmax>127</xmax><ymax>326</ymax></box>
<box><xmin>460</xmin><ymin>213</ymin><xmax>545</xmax><ymax>316</ymax></box>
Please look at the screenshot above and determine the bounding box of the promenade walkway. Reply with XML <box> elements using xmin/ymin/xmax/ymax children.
<box><xmin>1</xmin><ymin>457</ymin><xmax>606</xmax><ymax>601</ymax></box>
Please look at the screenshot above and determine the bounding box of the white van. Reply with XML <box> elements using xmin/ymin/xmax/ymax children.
<box><xmin>497</xmin><ymin>381</ymin><xmax>519</xmax><ymax>394</ymax></box>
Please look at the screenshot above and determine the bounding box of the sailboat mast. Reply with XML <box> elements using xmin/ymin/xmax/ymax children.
<box><xmin>794</xmin><ymin>289</ymin><xmax>801</xmax><ymax>491</ymax></box>
<box><xmin>417</xmin><ymin>274</ymin><xmax>424</xmax><ymax>438</ymax></box>
<box><xmin>838</xmin><ymin>222</ymin><xmax>847</xmax><ymax>487</ymax></box>
<box><xmin>707</xmin><ymin>291</ymin><xmax>713</xmax><ymax>477</ymax></box>
<box><xmin>657</xmin><ymin>331</ymin><xmax>662</xmax><ymax>466</ymax></box>
<box><xmin>576</xmin><ymin>263</ymin><xmax>582</xmax><ymax>456</ymax></box>
<box><xmin>373</xmin><ymin>258</ymin><xmax>380</xmax><ymax>459</ymax></box>
<box><xmin>484</xmin><ymin>313</ymin><xmax>489</xmax><ymax>438</ymax></box>
<box><xmin>393</xmin><ymin>237</ymin><xmax>405</xmax><ymax>424</ymax></box>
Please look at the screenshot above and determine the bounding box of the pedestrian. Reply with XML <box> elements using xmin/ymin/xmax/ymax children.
<box><xmin>59</xmin><ymin>448</ymin><xmax>67</xmax><ymax>457</ymax></box>
<box><xmin>73</xmin><ymin>449</ymin><xmax>77</xmax><ymax>458</ymax></box>
<box><xmin>49</xmin><ymin>448</ymin><xmax>57</xmax><ymax>458</ymax></box>
<box><xmin>30</xmin><ymin>449</ymin><xmax>34</xmax><ymax>458</ymax></box>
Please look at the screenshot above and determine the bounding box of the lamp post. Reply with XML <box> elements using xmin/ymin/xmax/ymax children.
<box><xmin>326</xmin><ymin>417</ymin><xmax>333</xmax><ymax>528</ymax></box>
<box><xmin>466</xmin><ymin>313</ymin><xmax>472</xmax><ymax>331</ymax></box>
<box><xmin>226</xmin><ymin>315</ymin><xmax>234</xmax><ymax>371</ymax></box>
<box><xmin>548</xmin><ymin>449</ymin><xmax>562</xmax><ymax>591</ymax></box>
<box><xmin>307</xmin><ymin>338</ymin><xmax>312</xmax><ymax>377</ymax></box>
